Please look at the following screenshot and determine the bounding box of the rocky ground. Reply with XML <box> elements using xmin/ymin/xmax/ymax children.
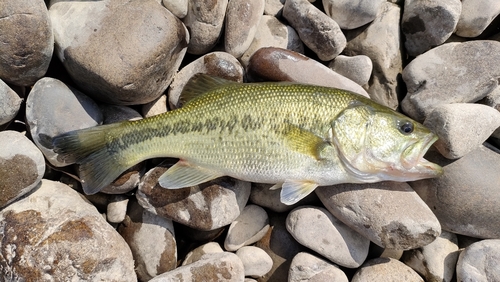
<box><xmin>1</xmin><ymin>0</ymin><xmax>500</xmax><ymax>281</ymax></box>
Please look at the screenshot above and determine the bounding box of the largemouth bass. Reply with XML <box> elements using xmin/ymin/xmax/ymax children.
<box><xmin>52</xmin><ymin>74</ymin><xmax>442</xmax><ymax>205</ymax></box>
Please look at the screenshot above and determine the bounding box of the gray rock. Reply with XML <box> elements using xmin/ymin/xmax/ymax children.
<box><xmin>456</xmin><ymin>0</ymin><xmax>500</xmax><ymax>37</ymax></box>
<box><xmin>456</xmin><ymin>239</ymin><xmax>500</xmax><ymax>282</ymax></box>
<box><xmin>49</xmin><ymin>0</ymin><xmax>188</xmax><ymax>105</ymax></box>
<box><xmin>99</xmin><ymin>104</ymin><xmax>142</xmax><ymax>124</ymax></box>
<box><xmin>410</xmin><ymin>145</ymin><xmax>500</xmax><ymax>238</ymax></box>
<box><xmin>0</xmin><ymin>180</ymin><xmax>136</xmax><ymax>281</ymax></box>
<box><xmin>247</xmin><ymin>47</ymin><xmax>369</xmax><ymax>97</ymax></box>
<box><xmin>183</xmin><ymin>0</ymin><xmax>228</xmax><ymax>55</ymax></box>
<box><xmin>249</xmin><ymin>183</ymin><xmax>319</xmax><ymax>213</ymax></box>
<box><xmin>236</xmin><ymin>246</ymin><xmax>273</xmax><ymax>278</ymax></box>
<box><xmin>25</xmin><ymin>77</ymin><xmax>103</xmax><ymax>167</ymax></box>
<box><xmin>163</xmin><ymin>0</ymin><xmax>188</xmax><ymax>18</ymax></box>
<box><xmin>149</xmin><ymin>252</ymin><xmax>245</xmax><ymax>281</ymax></box>
<box><xmin>107</xmin><ymin>195</ymin><xmax>129</xmax><ymax>224</ymax></box>
<box><xmin>352</xmin><ymin>258</ymin><xmax>424</xmax><ymax>282</ymax></box>
<box><xmin>289</xmin><ymin>252</ymin><xmax>348</xmax><ymax>282</ymax></box>
<box><xmin>182</xmin><ymin>242</ymin><xmax>223</xmax><ymax>266</ymax></box>
<box><xmin>423</xmin><ymin>103</ymin><xmax>500</xmax><ymax>159</ymax></box>
<box><xmin>264</xmin><ymin>0</ymin><xmax>285</xmax><ymax>16</ymax></box>
<box><xmin>402</xmin><ymin>0</ymin><xmax>461</xmax><ymax>56</ymax></box>
<box><xmin>401</xmin><ymin>41</ymin><xmax>500</xmax><ymax>122</ymax></box>
<box><xmin>225</xmin><ymin>0</ymin><xmax>265</xmax><ymax>58</ymax></box>
<box><xmin>316</xmin><ymin>182</ymin><xmax>441</xmax><ymax>250</ymax></box>
<box><xmin>118</xmin><ymin>200</ymin><xmax>176</xmax><ymax>281</ymax></box>
<box><xmin>0</xmin><ymin>80</ymin><xmax>22</xmax><ymax>126</ymax></box>
<box><xmin>286</xmin><ymin>206</ymin><xmax>370</xmax><ymax>268</ymax></box>
<box><xmin>328</xmin><ymin>55</ymin><xmax>373</xmax><ymax>86</ymax></box>
<box><xmin>0</xmin><ymin>131</ymin><xmax>45</xmax><ymax>208</ymax></box>
<box><xmin>142</xmin><ymin>95</ymin><xmax>168</xmax><ymax>118</ymax></box>
<box><xmin>344</xmin><ymin>2</ymin><xmax>403</xmax><ymax>109</ymax></box>
<box><xmin>0</xmin><ymin>0</ymin><xmax>53</xmax><ymax>86</ymax></box>
<box><xmin>283</xmin><ymin>0</ymin><xmax>346</xmax><ymax>61</ymax></box>
<box><xmin>224</xmin><ymin>204</ymin><xmax>270</xmax><ymax>251</ymax></box>
<box><xmin>323</xmin><ymin>0</ymin><xmax>385</xmax><ymax>30</ymax></box>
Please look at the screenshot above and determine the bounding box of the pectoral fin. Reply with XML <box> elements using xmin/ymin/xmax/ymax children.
<box><xmin>281</xmin><ymin>124</ymin><xmax>329</xmax><ymax>160</ymax></box>
<box><xmin>159</xmin><ymin>160</ymin><xmax>224</xmax><ymax>189</ymax></box>
<box><xmin>280</xmin><ymin>180</ymin><xmax>318</xmax><ymax>205</ymax></box>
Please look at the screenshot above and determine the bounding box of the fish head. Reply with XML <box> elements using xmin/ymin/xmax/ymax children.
<box><xmin>332</xmin><ymin>101</ymin><xmax>443</xmax><ymax>182</ymax></box>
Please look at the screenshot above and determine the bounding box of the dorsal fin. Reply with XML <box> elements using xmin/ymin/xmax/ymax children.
<box><xmin>179</xmin><ymin>73</ymin><xmax>236</xmax><ymax>107</ymax></box>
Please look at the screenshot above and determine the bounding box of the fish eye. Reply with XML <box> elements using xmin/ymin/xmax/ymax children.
<box><xmin>399</xmin><ymin>121</ymin><xmax>414</xmax><ymax>135</ymax></box>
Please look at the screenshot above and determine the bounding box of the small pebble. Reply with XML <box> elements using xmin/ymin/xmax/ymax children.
<box><xmin>142</xmin><ymin>94</ymin><xmax>168</xmax><ymax>118</ymax></box>
<box><xmin>456</xmin><ymin>0</ymin><xmax>500</xmax><ymax>37</ymax></box>
<box><xmin>352</xmin><ymin>258</ymin><xmax>424</xmax><ymax>282</ymax></box>
<box><xmin>183</xmin><ymin>242</ymin><xmax>224</xmax><ymax>266</ymax></box>
<box><xmin>106</xmin><ymin>195</ymin><xmax>129</xmax><ymax>223</ymax></box>
<box><xmin>249</xmin><ymin>183</ymin><xmax>318</xmax><ymax>213</ymax></box>
<box><xmin>0</xmin><ymin>79</ymin><xmax>22</xmax><ymax>126</ymax></box>
<box><xmin>289</xmin><ymin>252</ymin><xmax>348</xmax><ymax>282</ymax></box>
<box><xmin>456</xmin><ymin>239</ymin><xmax>500</xmax><ymax>282</ymax></box>
<box><xmin>328</xmin><ymin>55</ymin><xmax>373</xmax><ymax>86</ymax></box>
<box><xmin>224</xmin><ymin>204</ymin><xmax>270</xmax><ymax>251</ymax></box>
<box><xmin>236</xmin><ymin>246</ymin><xmax>273</xmax><ymax>278</ymax></box>
<box><xmin>163</xmin><ymin>0</ymin><xmax>188</xmax><ymax>18</ymax></box>
<box><xmin>323</xmin><ymin>0</ymin><xmax>385</xmax><ymax>29</ymax></box>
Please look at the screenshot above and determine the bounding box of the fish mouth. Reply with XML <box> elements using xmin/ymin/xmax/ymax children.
<box><xmin>402</xmin><ymin>134</ymin><xmax>443</xmax><ymax>178</ymax></box>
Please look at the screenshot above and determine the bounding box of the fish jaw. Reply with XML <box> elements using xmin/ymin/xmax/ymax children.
<box><xmin>396</xmin><ymin>133</ymin><xmax>443</xmax><ymax>180</ymax></box>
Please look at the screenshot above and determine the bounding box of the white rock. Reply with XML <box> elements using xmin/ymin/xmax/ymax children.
<box><xmin>236</xmin><ymin>246</ymin><xmax>273</xmax><ymax>278</ymax></box>
<box><xmin>328</xmin><ymin>55</ymin><xmax>373</xmax><ymax>86</ymax></box>
<box><xmin>456</xmin><ymin>239</ymin><xmax>500</xmax><ymax>282</ymax></box>
<box><xmin>182</xmin><ymin>242</ymin><xmax>224</xmax><ymax>266</ymax></box>
<box><xmin>289</xmin><ymin>252</ymin><xmax>348</xmax><ymax>282</ymax></box>
<box><xmin>0</xmin><ymin>79</ymin><xmax>21</xmax><ymax>126</ymax></box>
<box><xmin>323</xmin><ymin>0</ymin><xmax>385</xmax><ymax>29</ymax></box>
<box><xmin>456</xmin><ymin>0</ymin><xmax>500</xmax><ymax>37</ymax></box>
<box><xmin>107</xmin><ymin>195</ymin><xmax>129</xmax><ymax>223</ymax></box>
<box><xmin>352</xmin><ymin>258</ymin><xmax>424</xmax><ymax>282</ymax></box>
<box><xmin>224</xmin><ymin>205</ymin><xmax>270</xmax><ymax>251</ymax></box>
<box><xmin>163</xmin><ymin>0</ymin><xmax>188</xmax><ymax>18</ymax></box>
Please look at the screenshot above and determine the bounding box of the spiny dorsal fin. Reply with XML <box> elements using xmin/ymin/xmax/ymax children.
<box><xmin>179</xmin><ymin>74</ymin><xmax>237</xmax><ymax>107</ymax></box>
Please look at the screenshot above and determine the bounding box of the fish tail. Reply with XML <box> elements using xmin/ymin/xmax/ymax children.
<box><xmin>53</xmin><ymin>123</ymin><xmax>129</xmax><ymax>195</ymax></box>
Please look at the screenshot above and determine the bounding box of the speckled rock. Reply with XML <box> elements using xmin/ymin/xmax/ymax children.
<box><xmin>163</xmin><ymin>0</ymin><xmax>188</xmax><ymax>18</ymax></box>
<box><xmin>0</xmin><ymin>80</ymin><xmax>22</xmax><ymax>126</ymax></box>
<box><xmin>456</xmin><ymin>239</ymin><xmax>500</xmax><ymax>282</ymax></box>
<box><xmin>410</xmin><ymin>145</ymin><xmax>500</xmax><ymax>239</ymax></box>
<box><xmin>236</xmin><ymin>246</ymin><xmax>273</xmax><ymax>278</ymax></box>
<box><xmin>49</xmin><ymin>0</ymin><xmax>188</xmax><ymax>105</ymax></box>
<box><xmin>25</xmin><ymin>77</ymin><xmax>103</xmax><ymax>167</ymax></box>
<box><xmin>402</xmin><ymin>0</ymin><xmax>461</xmax><ymax>56</ymax></box>
<box><xmin>137</xmin><ymin>163</ymin><xmax>251</xmax><ymax>231</ymax></box>
<box><xmin>182</xmin><ymin>242</ymin><xmax>224</xmax><ymax>266</ymax></box>
<box><xmin>456</xmin><ymin>0</ymin><xmax>500</xmax><ymax>37</ymax></box>
<box><xmin>149</xmin><ymin>252</ymin><xmax>245</xmax><ymax>281</ymax></box>
<box><xmin>283</xmin><ymin>0</ymin><xmax>346</xmax><ymax>61</ymax></box>
<box><xmin>224</xmin><ymin>205</ymin><xmax>270</xmax><ymax>251</ymax></box>
<box><xmin>328</xmin><ymin>55</ymin><xmax>373</xmax><ymax>86</ymax></box>
<box><xmin>249</xmin><ymin>183</ymin><xmax>319</xmax><ymax>213</ymax></box>
<box><xmin>183</xmin><ymin>0</ymin><xmax>228</xmax><ymax>55</ymax></box>
<box><xmin>0</xmin><ymin>131</ymin><xmax>45</xmax><ymax>208</ymax></box>
<box><xmin>286</xmin><ymin>206</ymin><xmax>369</xmax><ymax>268</ymax></box>
<box><xmin>352</xmin><ymin>258</ymin><xmax>424</xmax><ymax>282</ymax></box>
<box><xmin>401</xmin><ymin>40</ymin><xmax>500</xmax><ymax>122</ymax></box>
<box><xmin>316</xmin><ymin>182</ymin><xmax>441</xmax><ymax>250</ymax></box>
<box><xmin>118</xmin><ymin>199</ymin><xmax>176</xmax><ymax>281</ymax></box>
<box><xmin>0</xmin><ymin>0</ymin><xmax>53</xmax><ymax>86</ymax></box>
<box><xmin>423</xmin><ymin>103</ymin><xmax>500</xmax><ymax>159</ymax></box>
<box><xmin>289</xmin><ymin>252</ymin><xmax>348</xmax><ymax>282</ymax></box>
<box><xmin>0</xmin><ymin>180</ymin><xmax>136</xmax><ymax>281</ymax></box>
<box><xmin>323</xmin><ymin>0</ymin><xmax>385</xmax><ymax>30</ymax></box>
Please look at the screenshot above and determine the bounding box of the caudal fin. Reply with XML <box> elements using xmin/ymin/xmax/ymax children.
<box><xmin>52</xmin><ymin>123</ymin><xmax>129</xmax><ymax>195</ymax></box>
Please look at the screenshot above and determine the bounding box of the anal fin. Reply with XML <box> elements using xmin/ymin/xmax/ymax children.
<box><xmin>280</xmin><ymin>180</ymin><xmax>318</xmax><ymax>205</ymax></box>
<box><xmin>159</xmin><ymin>160</ymin><xmax>224</xmax><ymax>189</ymax></box>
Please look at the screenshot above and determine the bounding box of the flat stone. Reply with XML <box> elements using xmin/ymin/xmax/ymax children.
<box><xmin>409</xmin><ymin>145</ymin><xmax>500</xmax><ymax>238</ymax></box>
<box><xmin>328</xmin><ymin>55</ymin><xmax>373</xmax><ymax>86</ymax></box>
<box><xmin>283</xmin><ymin>0</ymin><xmax>346</xmax><ymax>61</ymax></box>
<box><xmin>224</xmin><ymin>204</ymin><xmax>270</xmax><ymax>251</ymax></box>
<box><xmin>0</xmin><ymin>0</ymin><xmax>53</xmax><ymax>86</ymax></box>
<box><xmin>0</xmin><ymin>131</ymin><xmax>45</xmax><ymax>208</ymax></box>
<box><xmin>118</xmin><ymin>199</ymin><xmax>176</xmax><ymax>281</ymax></box>
<box><xmin>289</xmin><ymin>252</ymin><xmax>348</xmax><ymax>282</ymax></box>
<box><xmin>423</xmin><ymin>103</ymin><xmax>500</xmax><ymax>159</ymax></box>
<box><xmin>352</xmin><ymin>258</ymin><xmax>424</xmax><ymax>282</ymax></box>
<box><xmin>344</xmin><ymin>2</ymin><xmax>403</xmax><ymax>109</ymax></box>
<box><xmin>323</xmin><ymin>0</ymin><xmax>385</xmax><ymax>29</ymax></box>
<box><xmin>182</xmin><ymin>242</ymin><xmax>223</xmax><ymax>266</ymax></box>
<box><xmin>316</xmin><ymin>182</ymin><xmax>441</xmax><ymax>250</ymax></box>
<box><xmin>456</xmin><ymin>0</ymin><xmax>500</xmax><ymax>37</ymax></box>
<box><xmin>286</xmin><ymin>206</ymin><xmax>370</xmax><ymax>268</ymax></box>
<box><xmin>163</xmin><ymin>0</ymin><xmax>188</xmax><ymax>18</ymax></box>
<box><xmin>456</xmin><ymin>239</ymin><xmax>500</xmax><ymax>282</ymax></box>
<box><xmin>401</xmin><ymin>40</ymin><xmax>500</xmax><ymax>122</ymax></box>
<box><xmin>236</xmin><ymin>246</ymin><xmax>273</xmax><ymax>278</ymax></box>
<box><xmin>249</xmin><ymin>183</ymin><xmax>319</xmax><ymax>213</ymax></box>
<box><xmin>49</xmin><ymin>0</ymin><xmax>188</xmax><ymax>105</ymax></box>
<box><xmin>0</xmin><ymin>180</ymin><xmax>136</xmax><ymax>281</ymax></box>
<box><xmin>0</xmin><ymin>79</ymin><xmax>22</xmax><ymax>126</ymax></box>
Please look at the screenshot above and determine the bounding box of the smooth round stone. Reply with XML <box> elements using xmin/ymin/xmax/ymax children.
<box><xmin>402</xmin><ymin>231</ymin><xmax>459</xmax><ymax>282</ymax></box>
<box><xmin>402</xmin><ymin>40</ymin><xmax>500</xmax><ymax>122</ymax></box>
<box><xmin>137</xmin><ymin>163</ymin><xmax>251</xmax><ymax>231</ymax></box>
<box><xmin>0</xmin><ymin>180</ymin><xmax>136</xmax><ymax>281</ymax></box>
<box><xmin>225</xmin><ymin>0</ymin><xmax>265</xmax><ymax>58</ymax></box>
<box><xmin>224</xmin><ymin>204</ymin><xmax>270</xmax><ymax>251</ymax></box>
<box><xmin>249</xmin><ymin>183</ymin><xmax>319</xmax><ymax>213</ymax></box>
<box><xmin>163</xmin><ymin>0</ymin><xmax>188</xmax><ymax>18</ymax></box>
<box><xmin>286</xmin><ymin>206</ymin><xmax>370</xmax><ymax>268</ymax></box>
<box><xmin>409</xmin><ymin>145</ymin><xmax>500</xmax><ymax>239</ymax></box>
<box><xmin>323</xmin><ymin>0</ymin><xmax>384</xmax><ymax>29</ymax></box>
<box><xmin>352</xmin><ymin>258</ymin><xmax>424</xmax><ymax>282</ymax></box>
<box><xmin>183</xmin><ymin>0</ymin><xmax>228</xmax><ymax>55</ymax></box>
<box><xmin>456</xmin><ymin>239</ymin><xmax>500</xmax><ymax>281</ymax></box>
<box><xmin>142</xmin><ymin>95</ymin><xmax>167</xmax><ymax>118</ymax></box>
<box><xmin>236</xmin><ymin>246</ymin><xmax>273</xmax><ymax>278</ymax></box>
<box><xmin>289</xmin><ymin>252</ymin><xmax>348</xmax><ymax>282</ymax></box>
<box><xmin>168</xmin><ymin>52</ymin><xmax>244</xmax><ymax>108</ymax></box>
<box><xmin>344</xmin><ymin>2</ymin><xmax>402</xmax><ymax>109</ymax></box>
<box><xmin>118</xmin><ymin>200</ymin><xmax>176</xmax><ymax>281</ymax></box>
<box><xmin>247</xmin><ymin>47</ymin><xmax>369</xmax><ymax>97</ymax></box>
<box><xmin>182</xmin><ymin>242</ymin><xmax>224</xmax><ymax>266</ymax></box>
<box><xmin>0</xmin><ymin>0</ymin><xmax>53</xmax><ymax>86</ymax></box>
<box><xmin>0</xmin><ymin>131</ymin><xmax>45</xmax><ymax>208</ymax></box>
<box><xmin>49</xmin><ymin>0</ymin><xmax>188</xmax><ymax>105</ymax></box>
<box><xmin>106</xmin><ymin>195</ymin><xmax>129</xmax><ymax>223</ymax></box>
<box><xmin>316</xmin><ymin>182</ymin><xmax>441</xmax><ymax>250</ymax></box>
<box><xmin>283</xmin><ymin>0</ymin><xmax>346</xmax><ymax>61</ymax></box>
<box><xmin>149</xmin><ymin>252</ymin><xmax>245</xmax><ymax>281</ymax></box>
<box><xmin>423</xmin><ymin>103</ymin><xmax>500</xmax><ymax>159</ymax></box>
<box><xmin>328</xmin><ymin>55</ymin><xmax>373</xmax><ymax>86</ymax></box>
<box><xmin>99</xmin><ymin>104</ymin><xmax>142</xmax><ymax>124</ymax></box>
<box><xmin>402</xmin><ymin>0</ymin><xmax>461</xmax><ymax>56</ymax></box>
<box><xmin>456</xmin><ymin>0</ymin><xmax>500</xmax><ymax>37</ymax></box>
<box><xmin>0</xmin><ymin>79</ymin><xmax>22</xmax><ymax>126</ymax></box>
<box><xmin>25</xmin><ymin>77</ymin><xmax>103</xmax><ymax>167</ymax></box>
